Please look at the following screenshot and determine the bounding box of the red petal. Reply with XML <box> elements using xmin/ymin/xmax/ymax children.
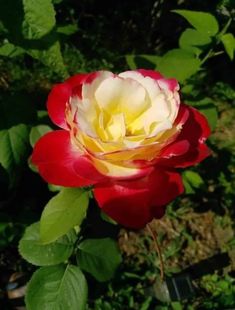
<box><xmin>161</xmin><ymin>140</ymin><xmax>190</xmax><ymax>158</ymax></box>
<box><xmin>66</xmin><ymin>73</ymin><xmax>90</xmax><ymax>88</ymax></box>
<box><xmin>158</xmin><ymin>78</ymin><xmax>179</xmax><ymax>92</ymax></box>
<box><xmin>31</xmin><ymin>130</ymin><xmax>106</xmax><ymax>187</ymax></box>
<box><xmin>159</xmin><ymin>104</ymin><xmax>211</xmax><ymax>168</ymax></box>
<box><xmin>47</xmin><ymin>73</ymin><xmax>91</xmax><ymax>129</ymax></box>
<box><xmin>137</xmin><ymin>69</ymin><xmax>179</xmax><ymax>92</ymax></box>
<box><xmin>47</xmin><ymin>83</ymin><xmax>72</xmax><ymax>129</ymax></box>
<box><xmin>136</xmin><ymin>69</ymin><xmax>163</xmax><ymax>80</ymax></box>
<box><xmin>94</xmin><ymin>169</ymin><xmax>184</xmax><ymax>229</ymax></box>
<box><xmin>150</xmin><ymin>169</ymin><xmax>184</xmax><ymax>207</ymax></box>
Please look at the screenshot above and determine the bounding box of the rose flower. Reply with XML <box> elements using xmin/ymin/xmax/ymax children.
<box><xmin>32</xmin><ymin>70</ymin><xmax>210</xmax><ymax>229</ymax></box>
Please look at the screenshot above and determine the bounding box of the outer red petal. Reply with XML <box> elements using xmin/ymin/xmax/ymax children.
<box><xmin>66</xmin><ymin>73</ymin><xmax>90</xmax><ymax>88</ymax></box>
<box><xmin>150</xmin><ymin>169</ymin><xmax>184</xmax><ymax>207</ymax></box>
<box><xmin>31</xmin><ymin>130</ymin><xmax>106</xmax><ymax>187</ymax></box>
<box><xmin>158</xmin><ymin>78</ymin><xmax>179</xmax><ymax>92</ymax></box>
<box><xmin>47</xmin><ymin>83</ymin><xmax>72</xmax><ymax>129</ymax></box>
<box><xmin>136</xmin><ymin>69</ymin><xmax>163</xmax><ymax>80</ymax></box>
<box><xmin>137</xmin><ymin>69</ymin><xmax>179</xmax><ymax>92</ymax></box>
<box><xmin>47</xmin><ymin>73</ymin><xmax>92</xmax><ymax>129</ymax></box>
<box><xmin>94</xmin><ymin>169</ymin><xmax>184</xmax><ymax>229</ymax></box>
<box><xmin>159</xmin><ymin>104</ymin><xmax>211</xmax><ymax>168</ymax></box>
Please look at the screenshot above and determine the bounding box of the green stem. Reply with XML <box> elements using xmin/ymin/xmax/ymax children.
<box><xmin>200</xmin><ymin>17</ymin><xmax>231</xmax><ymax>66</ymax></box>
<box><xmin>200</xmin><ymin>49</ymin><xmax>214</xmax><ymax>65</ymax></box>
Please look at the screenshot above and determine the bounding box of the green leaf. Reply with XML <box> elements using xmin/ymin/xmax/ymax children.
<box><xmin>0</xmin><ymin>42</ymin><xmax>24</xmax><ymax>57</ymax></box>
<box><xmin>138</xmin><ymin>54</ymin><xmax>161</xmax><ymax>65</ymax></box>
<box><xmin>189</xmin><ymin>98</ymin><xmax>218</xmax><ymax>130</ymax></box>
<box><xmin>126</xmin><ymin>55</ymin><xmax>137</xmax><ymax>69</ymax></box>
<box><xmin>183</xmin><ymin>170</ymin><xmax>204</xmax><ymax>194</ymax></box>
<box><xmin>27</xmin><ymin>40</ymin><xmax>68</xmax><ymax>78</ymax></box>
<box><xmin>171</xmin><ymin>301</ymin><xmax>183</xmax><ymax>310</ymax></box>
<box><xmin>19</xmin><ymin>222</ymin><xmax>77</xmax><ymax>266</ymax></box>
<box><xmin>0</xmin><ymin>0</ymin><xmax>67</xmax><ymax>77</ymax></box>
<box><xmin>173</xmin><ymin>10</ymin><xmax>219</xmax><ymax>36</ymax></box>
<box><xmin>157</xmin><ymin>49</ymin><xmax>201</xmax><ymax>82</ymax></box>
<box><xmin>182</xmin><ymin>177</ymin><xmax>194</xmax><ymax>194</ymax></box>
<box><xmin>221</xmin><ymin>33</ymin><xmax>234</xmax><ymax>60</ymax></box>
<box><xmin>40</xmin><ymin>188</ymin><xmax>89</xmax><ymax>244</ymax></box>
<box><xmin>25</xmin><ymin>265</ymin><xmax>88</xmax><ymax>310</ymax></box>
<box><xmin>0</xmin><ymin>92</ymin><xmax>36</xmax><ymax>183</ymax></box>
<box><xmin>126</xmin><ymin>54</ymin><xmax>160</xmax><ymax>70</ymax></box>
<box><xmin>48</xmin><ymin>183</ymin><xmax>63</xmax><ymax>192</ymax></box>
<box><xmin>29</xmin><ymin>125</ymin><xmax>52</xmax><ymax>147</ymax></box>
<box><xmin>179</xmin><ymin>28</ymin><xmax>212</xmax><ymax>55</ymax></box>
<box><xmin>199</xmin><ymin>106</ymin><xmax>218</xmax><ymax>131</ymax></box>
<box><xmin>22</xmin><ymin>0</ymin><xmax>56</xmax><ymax>40</ymax></box>
<box><xmin>0</xmin><ymin>124</ymin><xmax>30</xmax><ymax>177</ymax></box>
<box><xmin>77</xmin><ymin>238</ymin><xmax>122</xmax><ymax>282</ymax></box>
<box><xmin>57</xmin><ymin>24</ymin><xmax>78</xmax><ymax>36</ymax></box>
<box><xmin>100</xmin><ymin>211</ymin><xmax>117</xmax><ymax>225</ymax></box>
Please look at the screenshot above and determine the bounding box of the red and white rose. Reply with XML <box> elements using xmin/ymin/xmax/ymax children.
<box><xmin>32</xmin><ymin>70</ymin><xmax>210</xmax><ymax>229</ymax></box>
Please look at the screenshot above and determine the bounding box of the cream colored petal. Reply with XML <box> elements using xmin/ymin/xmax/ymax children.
<box><xmin>77</xmin><ymin>132</ymin><xmax>126</xmax><ymax>154</ymax></box>
<box><xmin>148</xmin><ymin>119</ymin><xmax>172</xmax><ymax>137</ymax></box>
<box><xmin>94</xmin><ymin>76</ymin><xmax>149</xmax><ymax>123</ymax></box>
<box><xmin>91</xmin><ymin>155</ymin><xmax>143</xmax><ymax>178</ymax></box>
<box><xmin>119</xmin><ymin>71</ymin><xmax>161</xmax><ymax>101</ymax></box>
<box><xmin>105</xmin><ymin>113</ymin><xmax>126</xmax><ymax>141</ymax></box>
<box><xmin>151</xmin><ymin>93</ymin><xmax>171</xmax><ymax>120</ymax></box>
<box><xmin>82</xmin><ymin>71</ymin><xmax>114</xmax><ymax>100</ymax></box>
<box><xmin>76</xmin><ymin>98</ymin><xmax>98</xmax><ymax>137</ymax></box>
<box><xmin>127</xmin><ymin>92</ymin><xmax>171</xmax><ymax>136</ymax></box>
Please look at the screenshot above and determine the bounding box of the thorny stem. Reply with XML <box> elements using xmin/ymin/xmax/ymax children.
<box><xmin>147</xmin><ymin>223</ymin><xmax>165</xmax><ymax>282</ymax></box>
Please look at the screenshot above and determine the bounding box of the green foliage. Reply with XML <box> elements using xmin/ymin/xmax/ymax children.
<box><xmin>25</xmin><ymin>265</ymin><xmax>88</xmax><ymax>310</ymax></box>
<box><xmin>29</xmin><ymin>125</ymin><xmax>52</xmax><ymax>147</ymax></box>
<box><xmin>77</xmin><ymin>238</ymin><xmax>122</xmax><ymax>282</ymax></box>
<box><xmin>182</xmin><ymin>170</ymin><xmax>204</xmax><ymax>194</ymax></box>
<box><xmin>22</xmin><ymin>0</ymin><xmax>56</xmax><ymax>40</ymax></box>
<box><xmin>0</xmin><ymin>92</ymin><xmax>36</xmax><ymax>185</ymax></box>
<box><xmin>0</xmin><ymin>43</ymin><xmax>25</xmax><ymax>57</ymax></box>
<box><xmin>57</xmin><ymin>24</ymin><xmax>79</xmax><ymax>36</ymax></box>
<box><xmin>221</xmin><ymin>33</ymin><xmax>235</xmax><ymax>60</ymax></box>
<box><xmin>200</xmin><ymin>274</ymin><xmax>235</xmax><ymax>308</ymax></box>
<box><xmin>157</xmin><ymin>49</ymin><xmax>201</xmax><ymax>82</ymax></box>
<box><xmin>0</xmin><ymin>0</ymin><xmax>68</xmax><ymax>77</ymax></box>
<box><xmin>40</xmin><ymin>188</ymin><xmax>89</xmax><ymax>244</ymax></box>
<box><xmin>189</xmin><ymin>98</ymin><xmax>218</xmax><ymax>130</ymax></box>
<box><xmin>125</xmin><ymin>54</ymin><xmax>160</xmax><ymax>70</ymax></box>
<box><xmin>0</xmin><ymin>125</ymin><xmax>30</xmax><ymax>185</ymax></box>
<box><xmin>100</xmin><ymin>211</ymin><xmax>118</xmax><ymax>225</ymax></box>
<box><xmin>172</xmin><ymin>10</ymin><xmax>219</xmax><ymax>36</ymax></box>
<box><xmin>179</xmin><ymin>28</ymin><xmax>212</xmax><ymax>55</ymax></box>
<box><xmin>126</xmin><ymin>8</ymin><xmax>233</xmax><ymax>86</ymax></box>
<box><xmin>27</xmin><ymin>41</ymin><xmax>68</xmax><ymax>78</ymax></box>
<box><xmin>19</xmin><ymin>222</ymin><xmax>77</xmax><ymax>266</ymax></box>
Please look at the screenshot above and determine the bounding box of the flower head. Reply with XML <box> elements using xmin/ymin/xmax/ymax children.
<box><xmin>32</xmin><ymin>70</ymin><xmax>210</xmax><ymax>228</ymax></box>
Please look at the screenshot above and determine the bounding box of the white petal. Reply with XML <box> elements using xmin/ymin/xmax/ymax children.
<box><xmin>94</xmin><ymin>76</ymin><xmax>149</xmax><ymax>123</ymax></box>
<box><xmin>106</xmin><ymin>113</ymin><xmax>126</xmax><ymax>141</ymax></box>
<box><xmin>119</xmin><ymin>71</ymin><xmax>161</xmax><ymax>101</ymax></box>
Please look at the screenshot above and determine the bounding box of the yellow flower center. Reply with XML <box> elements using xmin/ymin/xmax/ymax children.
<box><xmin>66</xmin><ymin>71</ymin><xmax>181</xmax><ymax>177</ymax></box>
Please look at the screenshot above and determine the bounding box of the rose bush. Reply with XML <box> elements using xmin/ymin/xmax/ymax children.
<box><xmin>32</xmin><ymin>69</ymin><xmax>210</xmax><ymax>229</ymax></box>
